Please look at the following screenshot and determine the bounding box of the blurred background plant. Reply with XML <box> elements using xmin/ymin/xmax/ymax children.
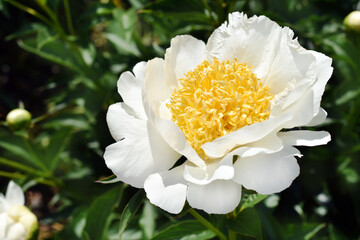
<box><xmin>0</xmin><ymin>0</ymin><xmax>359</xmax><ymax>239</ymax></box>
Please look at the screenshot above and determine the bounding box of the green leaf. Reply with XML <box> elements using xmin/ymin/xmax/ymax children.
<box><xmin>239</xmin><ymin>193</ymin><xmax>268</xmax><ymax>212</ymax></box>
<box><xmin>0</xmin><ymin>0</ymin><xmax>9</xmax><ymax>17</ymax></box>
<box><xmin>285</xmin><ymin>223</ymin><xmax>326</xmax><ymax>240</ymax></box>
<box><xmin>151</xmin><ymin>220</ymin><xmax>215</xmax><ymax>240</ymax></box>
<box><xmin>226</xmin><ymin>207</ymin><xmax>263</xmax><ymax>240</ymax></box>
<box><xmin>43</xmin><ymin>127</ymin><xmax>73</xmax><ymax>170</ymax></box>
<box><xmin>119</xmin><ymin>190</ymin><xmax>146</xmax><ymax>240</ymax></box>
<box><xmin>0</xmin><ymin>129</ymin><xmax>46</xmax><ymax>170</ymax></box>
<box><xmin>17</xmin><ymin>39</ymin><xmax>83</xmax><ymax>73</ymax></box>
<box><xmin>106</xmin><ymin>33</ymin><xmax>141</xmax><ymax>57</ymax></box>
<box><xmin>96</xmin><ymin>175</ymin><xmax>119</xmax><ymax>184</ymax></box>
<box><xmin>139</xmin><ymin>200</ymin><xmax>157</xmax><ymax>239</ymax></box>
<box><xmin>83</xmin><ymin>184</ymin><xmax>125</xmax><ymax>240</ymax></box>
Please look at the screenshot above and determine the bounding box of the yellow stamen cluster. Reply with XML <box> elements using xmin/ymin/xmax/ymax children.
<box><xmin>167</xmin><ymin>58</ymin><xmax>273</xmax><ymax>159</ymax></box>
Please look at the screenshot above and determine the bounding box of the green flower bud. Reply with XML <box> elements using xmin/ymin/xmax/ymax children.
<box><xmin>344</xmin><ymin>11</ymin><xmax>360</xmax><ymax>33</ymax></box>
<box><xmin>6</xmin><ymin>108</ymin><xmax>32</xmax><ymax>130</ymax></box>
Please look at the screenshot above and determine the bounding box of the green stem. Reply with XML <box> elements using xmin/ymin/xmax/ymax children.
<box><xmin>228</xmin><ymin>229</ymin><xmax>237</xmax><ymax>240</ymax></box>
<box><xmin>35</xmin><ymin>0</ymin><xmax>59</xmax><ymax>25</ymax></box>
<box><xmin>4</xmin><ymin>0</ymin><xmax>53</xmax><ymax>27</ymax></box>
<box><xmin>0</xmin><ymin>170</ymin><xmax>24</xmax><ymax>179</ymax></box>
<box><xmin>188</xmin><ymin>208</ymin><xmax>227</xmax><ymax>240</ymax></box>
<box><xmin>0</xmin><ymin>157</ymin><xmax>43</xmax><ymax>176</ymax></box>
<box><xmin>64</xmin><ymin>0</ymin><xmax>75</xmax><ymax>35</ymax></box>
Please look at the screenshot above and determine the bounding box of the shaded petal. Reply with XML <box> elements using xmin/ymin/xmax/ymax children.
<box><xmin>143</xmin><ymin>58</ymin><xmax>205</xmax><ymax>167</ymax></box>
<box><xmin>202</xmin><ymin>113</ymin><xmax>292</xmax><ymax>158</ymax></box>
<box><xmin>233</xmin><ymin>147</ymin><xmax>301</xmax><ymax>194</ymax></box>
<box><xmin>106</xmin><ymin>102</ymin><xmax>146</xmax><ymax>141</ymax></box>
<box><xmin>278</xmin><ymin>130</ymin><xmax>330</xmax><ymax>146</ymax></box>
<box><xmin>165</xmin><ymin>35</ymin><xmax>206</xmax><ymax>88</ymax></box>
<box><xmin>187</xmin><ymin>180</ymin><xmax>241</xmax><ymax>214</ymax></box>
<box><xmin>6</xmin><ymin>181</ymin><xmax>24</xmax><ymax>206</ymax></box>
<box><xmin>117</xmin><ymin>61</ymin><xmax>147</xmax><ymax>119</ymax></box>
<box><xmin>104</xmin><ymin>120</ymin><xmax>181</xmax><ymax>188</ymax></box>
<box><xmin>144</xmin><ymin>166</ymin><xmax>187</xmax><ymax>214</ymax></box>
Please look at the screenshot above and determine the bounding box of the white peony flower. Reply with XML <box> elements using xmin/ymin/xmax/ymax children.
<box><xmin>0</xmin><ymin>181</ymin><xmax>38</xmax><ymax>240</ymax></box>
<box><xmin>104</xmin><ymin>12</ymin><xmax>332</xmax><ymax>214</ymax></box>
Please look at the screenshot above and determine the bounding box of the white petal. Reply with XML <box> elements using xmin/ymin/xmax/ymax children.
<box><xmin>233</xmin><ymin>147</ymin><xmax>301</xmax><ymax>194</ymax></box>
<box><xmin>143</xmin><ymin>58</ymin><xmax>205</xmax><ymax>167</ymax></box>
<box><xmin>207</xmin><ymin>12</ymin><xmax>317</xmax><ymax>96</ymax></box>
<box><xmin>0</xmin><ymin>213</ymin><xmax>7</xmax><ymax>238</ymax></box>
<box><xmin>0</xmin><ymin>193</ymin><xmax>6</xmax><ymax>212</ymax></box>
<box><xmin>106</xmin><ymin>103</ymin><xmax>145</xmax><ymax>141</ymax></box>
<box><xmin>279</xmin><ymin>88</ymin><xmax>317</xmax><ymax>128</ymax></box>
<box><xmin>187</xmin><ymin>180</ymin><xmax>242</xmax><ymax>214</ymax></box>
<box><xmin>104</xmin><ymin>120</ymin><xmax>181</xmax><ymax>188</ymax></box>
<box><xmin>278</xmin><ymin>130</ymin><xmax>330</xmax><ymax>146</ymax></box>
<box><xmin>309</xmin><ymin>50</ymin><xmax>333</xmax><ymax>115</ymax></box>
<box><xmin>306</xmin><ymin>108</ymin><xmax>327</xmax><ymax>126</ymax></box>
<box><xmin>7</xmin><ymin>222</ymin><xmax>26</xmax><ymax>240</ymax></box>
<box><xmin>202</xmin><ymin>113</ymin><xmax>292</xmax><ymax>158</ymax></box>
<box><xmin>117</xmin><ymin>61</ymin><xmax>147</xmax><ymax>119</ymax></box>
<box><xmin>219</xmin><ymin>130</ymin><xmax>284</xmax><ymax>164</ymax></box>
<box><xmin>143</xmin><ymin>58</ymin><xmax>172</xmax><ymax>119</ymax></box>
<box><xmin>6</xmin><ymin>181</ymin><xmax>24</xmax><ymax>207</ymax></box>
<box><xmin>144</xmin><ymin>166</ymin><xmax>187</xmax><ymax>214</ymax></box>
<box><xmin>165</xmin><ymin>35</ymin><xmax>206</xmax><ymax>88</ymax></box>
<box><xmin>183</xmin><ymin>157</ymin><xmax>234</xmax><ymax>185</ymax></box>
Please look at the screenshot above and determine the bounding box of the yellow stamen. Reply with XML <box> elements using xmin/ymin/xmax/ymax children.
<box><xmin>167</xmin><ymin>58</ymin><xmax>273</xmax><ymax>159</ymax></box>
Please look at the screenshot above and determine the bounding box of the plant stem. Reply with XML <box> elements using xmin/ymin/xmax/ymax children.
<box><xmin>188</xmin><ymin>208</ymin><xmax>227</xmax><ymax>240</ymax></box>
<box><xmin>4</xmin><ymin>0</ymin><xmax>53</xmax><ymax>27</ymax></box>
<box><xmin>0</xmin><ymin>157</ymin><xmax>43</xmax><ymax>176</ymax></box>
<box><xmin>64</xmin><ymin>0</ymin><xmax>75</xmax><ymax>35</ymax></box>
<box><xmin>228</xmin><ymin>229</ymin><xmax>237</xmax><ymax>240</ymax></box>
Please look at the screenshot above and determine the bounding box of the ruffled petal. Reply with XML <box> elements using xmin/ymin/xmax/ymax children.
<box><xmin>202</xmin><ymin>113</ymin><xmax>292</xmax><ymax>158</ymax></box>
<box><xmin>278</xmin><ymin>130</ymin><xmax>330</xmax><ymax>146</ymax></box>
<box><xmin>104</xmin><ymin>120</ymin><xmax>181</xmax><ymax>188</ymax></box>
<box><xmin>117</xmin><ymin>61</ymin><xmax>147</xmax><ymax>119</ymax></box>
<box><xmin>6</xmin><ymin>181</ymin><xmax>24</xmax><ymax>207</ymax></box>
<box><xmin>207</xmin><ymin>12</ymin><xmax>317</xmax><ymax>96</ymax></box>
<box><xmin>233</xmin><ymin>147</ymin><xmax>301</xmax><ymax>194</ymax></box>
<box><xmin>144</xmin><ymin>166</ymin><xmax>187</xmax><ymax>214</ymax></box>
<box><xmin>187</xmin><ymin>180</ymin><xmax>242</xmax><ymax>214</ymax></box>
<box><xmin>165</xmin><ymin>35</ymin><xmax>206</xmax><ymax>89</ymax></box>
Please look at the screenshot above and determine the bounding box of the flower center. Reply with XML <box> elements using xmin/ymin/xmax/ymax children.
<box><xmin>167</xmin><ymin>58</ymin><xmax>273</xmax><ymax>159</ymax></box>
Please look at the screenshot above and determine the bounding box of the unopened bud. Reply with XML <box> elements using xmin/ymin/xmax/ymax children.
<box><xmin>6</xmin><ymin>108</ymin><xmax>32</xmax><ymax>130</ymax></box>
<box><xmin>344</xmin><ymin>11</ymin><xmax>360</xmax><ymax>33</ymax></box>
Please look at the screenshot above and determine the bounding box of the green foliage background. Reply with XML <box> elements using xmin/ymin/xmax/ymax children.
<box><xmin>0</xmin><ymin>0</ymin><xmax>359</xmax><ymax>239</ymax></box>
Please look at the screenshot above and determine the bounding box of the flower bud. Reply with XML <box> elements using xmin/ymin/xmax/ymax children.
<box><xmin>0</xmin><ymin>181</ymin><xmax>38</xmax><ymax>240</ymax></box>
<box><xmin>6</xmin><ymin>108</ymin><xmax>32</xmax><ymax>130</ymax></box>
<box><xmin>7</xmin><ymin>205</ymin><xmax>38</xmax><ymax>240</ymax></box>
<box><xmin>344</xmin><ymin>11</ymin><xmax>360</xmax><ymax>33</ymax></box>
